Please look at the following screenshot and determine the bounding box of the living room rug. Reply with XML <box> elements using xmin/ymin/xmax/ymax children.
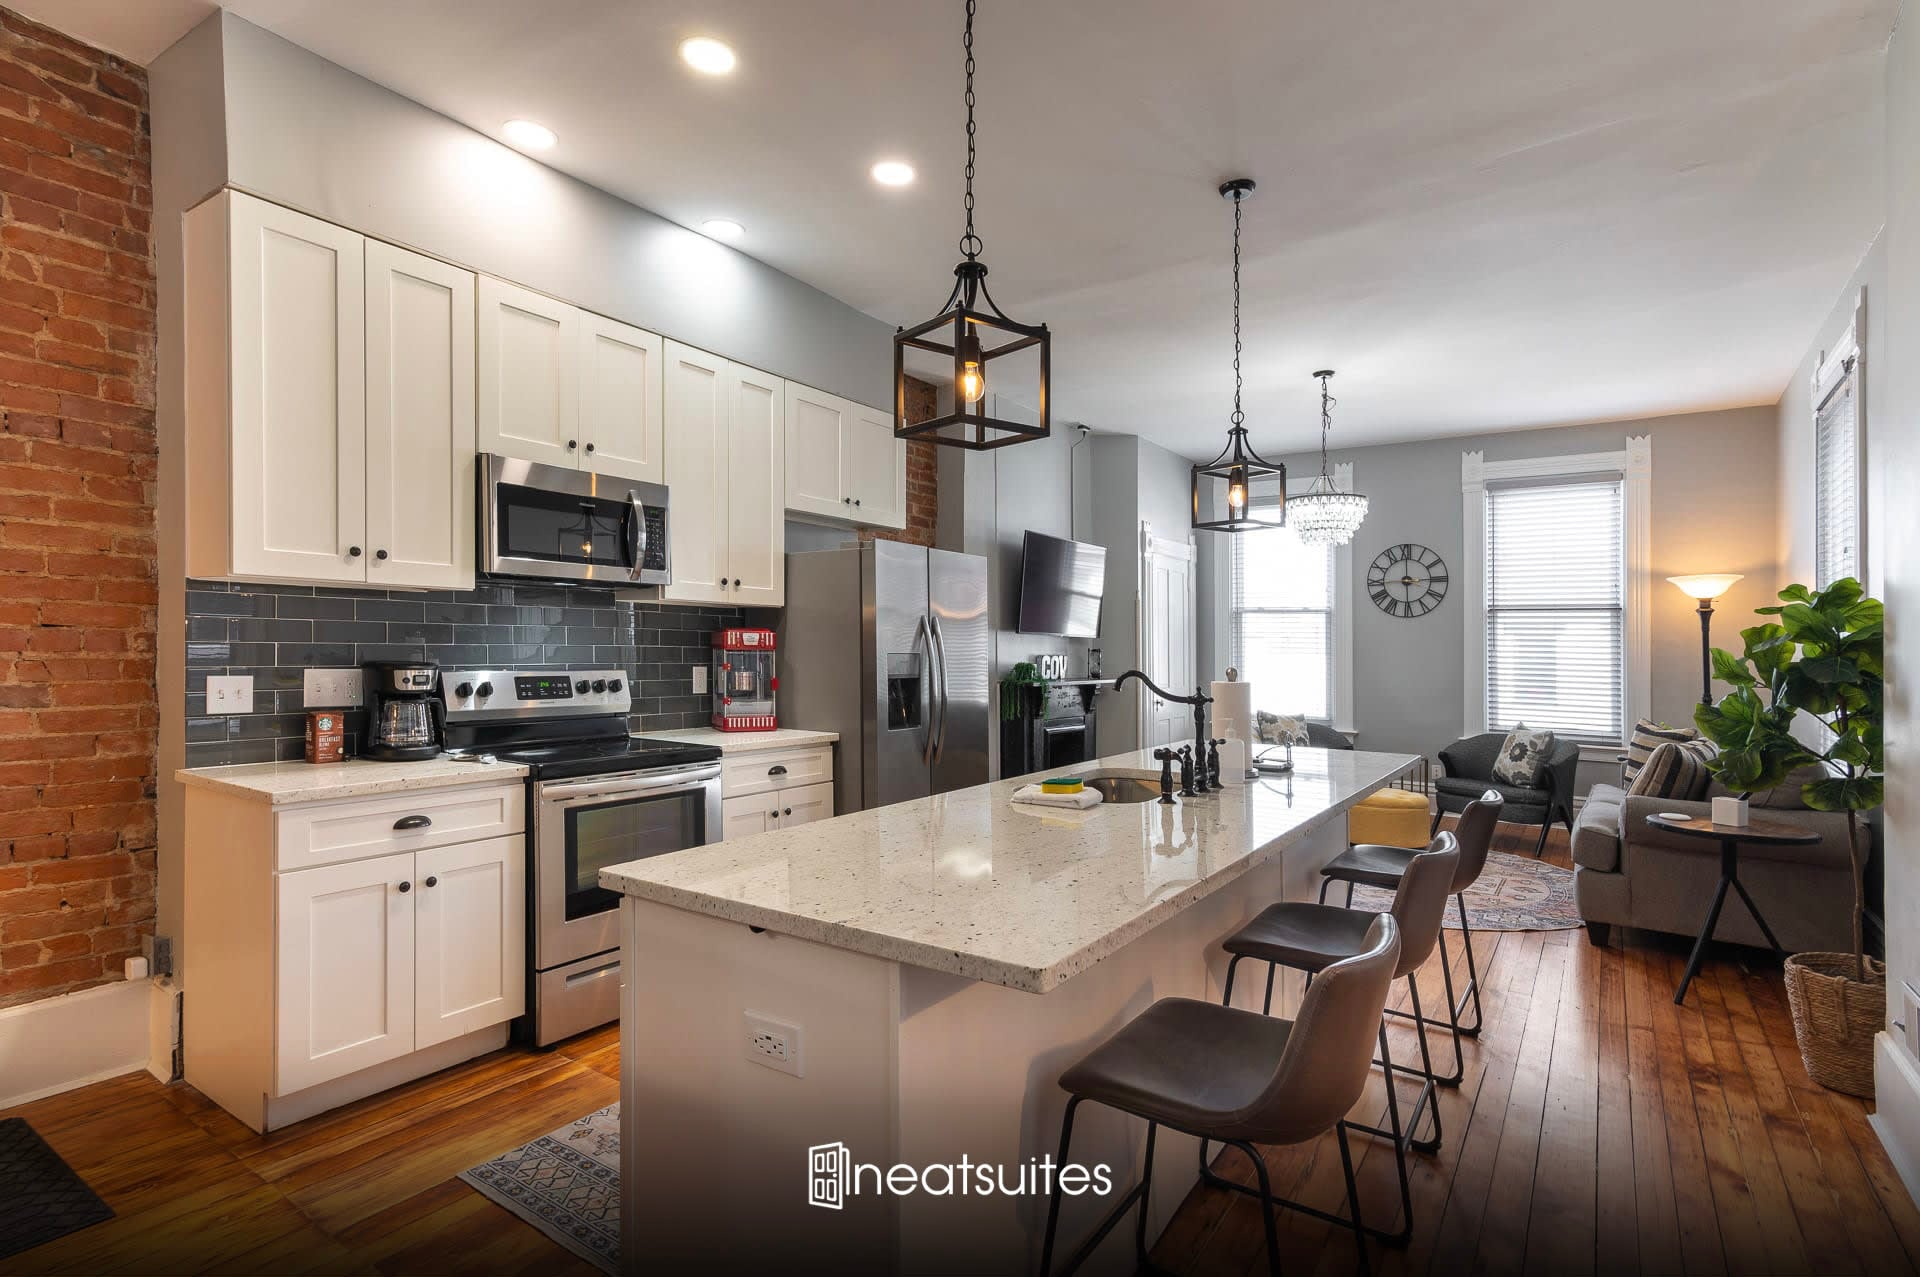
<box><xmin>460</xmin><ymin>1103</ymin><xmax>620</xmax><ymax>1273</ymax></box>
<box><xmin>0</xmin><ymin>1117</ymin><xmax>115</xmax><ymax>1259</ymax></box>
<box><xmin>1345</xmin><ymin>850</ymin><xmax>1580</xmax><ymax>931</ymax></box>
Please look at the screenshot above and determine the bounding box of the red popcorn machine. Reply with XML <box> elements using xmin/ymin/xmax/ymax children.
<box><xmin>711</xmin><ymin>627</ymin><xmax>778</xmax><ymax>731</ymax></box>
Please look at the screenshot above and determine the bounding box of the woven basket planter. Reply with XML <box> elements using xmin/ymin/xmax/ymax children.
<box><xmin>1783</xmin><ymin>952</ymin><xmax>1886</xmax><ymax>1098</ymax></box>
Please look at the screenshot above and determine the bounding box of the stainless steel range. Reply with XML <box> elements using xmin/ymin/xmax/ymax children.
<box><xmin>440</xmin><ymin>668</ymin><xmax>722</xmax><ymax>1046</ymax></box>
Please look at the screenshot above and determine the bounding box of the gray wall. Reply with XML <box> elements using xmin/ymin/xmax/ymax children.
<box><xmin>1199</xmin><ymin>406</ymin><xmax>1780</xmax><ymax>792</ymax></box>
<box><xmin>1090</xmin><ymin>435</ymin><xmax>1195</xmax><ymax>755</ymax></box>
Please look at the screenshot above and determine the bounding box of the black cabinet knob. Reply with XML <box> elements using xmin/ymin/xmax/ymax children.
<box><xmin>424</xmin><ymin>876</ymin><xmax>437</xmax><ymax>888</ymax></box>
<box><xmin>455</xmin><ymin>682</ymin><xmax>474</xmax><ymax>698</ymax></box>
<box><xmin>567</xmin><ymin>439</ymin><xmax>578</xmax><ymax>450</ymax></box>
<box><xmin>397</xmin><ymin>881</ymin><xmax>411</xmax><ymax>894</ymax></box>
<box><xmin>348</xmin><ymin>545</ymin><xmax>362</xmax><ymax>557</ymax></box>
<box><xmin>584</xmin><ymin>442</ymin><xmax>595</xmax><ymax>453</ymax></box>
<box><xmin>476</xmin><ymin>682</ymin><xmax>494</xmax><ymax>697</ymax></box>
<box><xmin>854</xmin><ymin>498</ymin><xmax>862</xmax><ymax>507</ymax></box>
<box><xmin>375</xmin><ymin>549</ymin><xmax>389</xmax><ymax>560</ymax></box>
<box><xmin>608</xmin><ymin>679</ymin><xmax>623</xmax><ymax>693</ymax></box>
<box><xmin>769</xmin><ymin>810</ymin><xmax>779</xmax><ymax>819</ymax></box>
<box><xmin>843</xmin><ymin>496</ymin><xmax>851</xmax><ymax>504</ymax></box>
<box><xmin>783</xmin><ymin>807</ymin><xmax>792</xmax><ymax>816</ymax></box>
<box><xmin>592</xmin><ymin>679</ymin><xmax>607</xmax><ymax>693</ymax></box>
<box><xmin>575</xmin><ymin>679</ymin><xmax>590</xmax><ymax>694</ymax></box>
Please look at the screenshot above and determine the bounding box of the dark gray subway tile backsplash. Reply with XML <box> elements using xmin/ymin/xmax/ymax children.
<box><xmin>183</xmin><ymin>579</ymin><xmax>741</xmax><ymax>768</ymax></box>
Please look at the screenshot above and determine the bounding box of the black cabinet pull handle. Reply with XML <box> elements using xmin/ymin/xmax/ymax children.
<box><xmin>393</xmin><ymin>814</ymin><xmax>432</xmax><ymax>830</ymax></box>
<box><xmin>397</xmin><ymin>881</ymin><xmax>411</xmax><ymax>893</ymax></box>
<box><xmin>767</xmin><ymin>764</ymin><xmax>787</xmax><ymax>776</ymax></box>
<box><xmin>424</xmin><ymin>876</ymin><xmax>438</xmax><ymax>888</ymax></box>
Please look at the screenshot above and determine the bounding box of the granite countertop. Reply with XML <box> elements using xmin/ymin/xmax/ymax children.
<box><xmin>601</xmin><ymin>746</ymin><xmax>1416</xmax><ymax>993</ymax></box>
<box><xmin>638</xmin><ymin>726</ymin><xmax>839</xmax><ymax>754</ymax></box>
<box><xmin>176</xmin><ymin>757</ymin><xmax>530</xmax><ymax>805</ymax></box>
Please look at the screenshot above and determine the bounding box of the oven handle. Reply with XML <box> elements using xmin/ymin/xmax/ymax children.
<box><xmin>626</xmin><ymin>491</ymin><xmax>648</xmax><ymax>581</ymax></box>
<box><xmin>537</xmin><ymin>764</ymin><xmax>721</xmax><ymax>804</ymax></box>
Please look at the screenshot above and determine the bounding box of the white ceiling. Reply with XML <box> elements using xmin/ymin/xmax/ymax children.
<box><xmin>21</xmin><ymin>0</ymin><xmax>1895</xmax><ymax>457</ymax></box>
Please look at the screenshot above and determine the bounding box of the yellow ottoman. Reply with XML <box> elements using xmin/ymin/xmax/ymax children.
<box><xmin>1348</xmin><ymin>786</ymin><xmax>1431</xmax><ymax>849</ymax></box>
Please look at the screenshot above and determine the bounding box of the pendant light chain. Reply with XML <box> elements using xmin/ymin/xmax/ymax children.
<box><xmin>1318</xmin><ymin>371</ymin><xmax>1336</xmax><ymax>476</ymax></box>
<box><xmin>959</xmin><ymin>0</ymin><xmax>982</xmax><ymax>261</ymax></box>
<box><xmin>1230</xmin><ymin>191</ymin><xmax>1244</xmax><ymax>430</ymax></box>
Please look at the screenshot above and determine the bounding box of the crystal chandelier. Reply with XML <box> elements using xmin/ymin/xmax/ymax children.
<box><xmin>1289</xmin><ymin>370</ymin><xmax>1368</xmax><ymax>545</ymax></box>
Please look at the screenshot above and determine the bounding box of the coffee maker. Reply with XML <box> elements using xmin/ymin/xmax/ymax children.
<box><xmin>361</xmin><ymin>660</ymin><xmax>444</xmax><ymax>761</ymax></box>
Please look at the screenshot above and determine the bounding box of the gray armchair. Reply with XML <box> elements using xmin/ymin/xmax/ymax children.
<box><xmin>1432</xmin><ymin>732</ymin><xmax>1578</xmax><ymax>857</ymax></box>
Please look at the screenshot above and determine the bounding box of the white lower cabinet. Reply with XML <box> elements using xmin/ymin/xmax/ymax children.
<box><xmin>713</xmin><ymin>743</ymin><xmax>836</xmax><ymax>840</ymax></box>
<box><xmin>414</xmin><ymin>837</ymin><xmax>527</xmax><ymax>1050</ymax></box>
<box><xmin>721</xmin><ymin>781</ymin><xmax>834</xmax><ymax>839</ymax></box>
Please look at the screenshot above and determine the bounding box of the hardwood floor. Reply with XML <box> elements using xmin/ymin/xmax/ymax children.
<box><xmin>5</xmin><ymin>824</ymin><xmax>1917</xmax><ymax>1275</ymax></box>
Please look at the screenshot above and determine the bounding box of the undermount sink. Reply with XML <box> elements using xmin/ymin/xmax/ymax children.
<box><xmin>1081</xmin><ymin>769</ymin><xmax>1166</xmax><ymax>805</ymax></box>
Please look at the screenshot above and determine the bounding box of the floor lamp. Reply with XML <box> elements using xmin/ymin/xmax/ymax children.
<box><xmin>1667</xmin><ymin>574</ymin><xmax>1745</xmax><ymax>705</ymax></box>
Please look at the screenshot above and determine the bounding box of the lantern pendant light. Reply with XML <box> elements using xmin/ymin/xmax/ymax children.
<box><xmin>893</xmin><ymin>0</ymin><xmax>1051</xmax><ymax>450</ymax></box>
<box><xmin>1191</xmin><ymin>179</ymin><xmax>1286</xmax><ymax>533</ymax></box>
<box><xmin>1289</xmin><ymin>370</ymin><xmax>1370</xmax><ymax>545</ymax></box>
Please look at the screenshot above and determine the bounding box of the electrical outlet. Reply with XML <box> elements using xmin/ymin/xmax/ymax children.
<box><xmin>303</xmin><ymin>668</ymin><xmax>363</xmax><ymax>708</ymax></box>
<box><xmin>743</xmin><ymin>1010</ymin><xmax>804</xmax><ymax>1077</ymax></box>
<box><xmin>692</xmin><ymin>665</ymin><xmax>708</xmax><ymax>695</ymax></box>
<box><xmin>206</xmin><ymin>675</ymin><xmax>254</xmax><ymax>712</ymax></box>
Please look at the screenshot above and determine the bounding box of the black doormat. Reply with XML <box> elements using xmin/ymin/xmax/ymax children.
<box><xmin>0</xmin><ymin>1117</ymin><xmax>114</xmax><ymax>1259</ymax></box>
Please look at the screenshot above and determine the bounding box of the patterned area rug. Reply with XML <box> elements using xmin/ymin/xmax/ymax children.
<box><xmin>1346</xmin><ymin>850</ymin><xmax>1581</xmax><ymax>931</ymax></box>
<box><xmin>460</xmin><ymin>1103</ymin><xmax>620</xmax><ymax>1273</ymax></box>
<box><xmin>0</xmin><ymin>1117</ymin><xmax>114</xmax><ymax>1259</ymax></box>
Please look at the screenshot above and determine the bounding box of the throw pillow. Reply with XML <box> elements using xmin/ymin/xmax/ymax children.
<box><xmin>1627</xmin><ymin>741</ymin><xmax>1712</xmax><ymax>801</ymax></box>
<box><xmin>1623</xmin><ymin>718</ymin><xmax>1698</xmax><ymax>784</ymax></box>
<box><xmin>1492</xmin><ymin>726</ymin><xmax>1555</xmax><ymax>788</ymax></box>
<box><xmin>1253</xmin><ymin>710</ymin><xmax>1311</xmax><ymax>747</ymax></box>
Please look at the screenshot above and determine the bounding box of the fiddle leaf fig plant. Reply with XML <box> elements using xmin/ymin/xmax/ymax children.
<box><xmin>1693</xmin><ymin>578</ymin><xmax>1884</xmax><ymax>980</ymax></box>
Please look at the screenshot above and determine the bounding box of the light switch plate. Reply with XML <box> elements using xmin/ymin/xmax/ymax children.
<box><xmin>206</xmin><ymin>675</ymin><xmax>253</xmax><ymax>712</ymax></box>
<box><xmin>303</xmin><ymin>668</ymin><xmax>363</xmax><ymax>708</ymax></box>
<box><xmin>692</xmin><ymin>665</ymin><xmax>708</xmax><ymax>694</ymax></box>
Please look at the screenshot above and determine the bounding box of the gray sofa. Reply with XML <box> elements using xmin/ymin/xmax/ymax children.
<box><xmin>1571</xmin><ymin>770</ymin><xmax>1860</xmax><ymax>952</ymax></box>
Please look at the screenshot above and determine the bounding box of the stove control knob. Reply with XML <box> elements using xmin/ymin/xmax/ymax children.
<box><xmin>607</xmin><ymin>679</ymin><xmax>623</xmax><ymax>694</ymax></box>
<box><xmin>476</xmin><ymin>682</ymin><xmax>494</xmax><ymax>698</ymax></box>
<box><xmin>455</xmin><ymin>682</ymin><xmax>474</xmax><ymax>699</ymax></box>
<box><xmin>575</xmin><ymin>679</ymin><xmax>590</xmax><ymax>694</ymax></box>
<box><xmin>591</xmin><ymin>679</ymin><xmax>608</xmax><ymax>694</ymax></box>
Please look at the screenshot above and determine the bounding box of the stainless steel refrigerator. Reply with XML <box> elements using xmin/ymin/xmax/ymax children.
<box><xmin>777</xmin><ymin>540</ymin><xmax>990</xmax><ymax>812</ymax></box>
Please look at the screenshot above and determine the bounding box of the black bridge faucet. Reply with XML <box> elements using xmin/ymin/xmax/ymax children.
<box><xmin>1112</xmin><ymin>670</ymin><xmax>1214</xmax><ymax>792</ymax></box>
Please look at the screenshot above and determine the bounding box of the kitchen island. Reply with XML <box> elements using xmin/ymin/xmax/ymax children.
<box><xmin>601</xmin><ymin>746</ymin><xmax>1420</xmax><ymax>1275</ymax></box>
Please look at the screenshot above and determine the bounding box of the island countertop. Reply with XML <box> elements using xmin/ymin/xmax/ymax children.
<box><xmin>601</xmin><ymin>746</ymin><xmax>1418</xmax><ymax>993</ymax></box>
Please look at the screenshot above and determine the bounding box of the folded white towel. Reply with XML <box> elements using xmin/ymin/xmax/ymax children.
<box><xmin>1011</xmin><ymin>784</ymin><xmax>1104</xmax><ymax>809</ymax></box>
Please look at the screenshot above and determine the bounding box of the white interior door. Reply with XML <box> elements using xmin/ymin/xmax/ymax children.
<box><xmin>227</xmin><ymin>193</ymin><xmax>367</xmax><ymax>583</ymax></box>
<box><xmin>1141</xmin><ymin>528</ymin><xmax>1196</xmax><ymax>749</ymax></box>
<box><xmin>847</xmin><ymin>403</ymin><xmax>906</xmax><ymax>529</ymax></box>
<box><xmin>783</xmin><ymin>382</ymin><xmax>850</xmax><ymax>519</ymax></box>
<box><xmin>726</xmin><ymin>364</ymin><xmax>786</xmax><ymax>606</ymax></box>
<box><xmin>578</xmin><ymin>312</ymin><xmax>663</xmax><ymax>484</ymax></box>
<box><xmin>477</xmin><ymin>277</ymin><xmax>578</xmax><ymax>468</ymax></box>
<box><xmin>414</xmin><ymin>836</ymin><xmax>525</xmax><ymax>1050</ymax></box>
<box><xmin>661</xmin><ymin>341</ymin><xmax>730</xmax><ymax>604</ymax></box>
<box><xmin>365</xmin><ymin>241</ymin><xmax>475</xmax><ymax>590</ymax></box>
<box><xmin>275</xmin><ymin>853</ymin><xmax>414</xmax><ymax>1095</ymax></box>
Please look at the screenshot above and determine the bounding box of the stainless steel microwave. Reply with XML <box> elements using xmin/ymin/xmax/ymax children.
<box><xmin>480</xmin><ymin>454</ymin><xmax>671</xmax><ymax>587</ymax></box>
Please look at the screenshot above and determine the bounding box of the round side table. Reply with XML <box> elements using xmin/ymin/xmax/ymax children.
<box><xmin>1644</xmin><ymin>812</ymin><xmax>1821</xmax><ymax>1005</ymax></box>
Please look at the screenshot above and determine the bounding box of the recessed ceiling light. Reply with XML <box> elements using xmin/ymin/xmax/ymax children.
<box><xmin>870</xmin><ymin>160</ymin><xmax>915</xmax><ymax>187</ymax></box>
<box><xmin>501</xmin><ymin>119</ymin><xmax>556</xmax><ymax>151</ymax></box>
<box><xmin>701</xmin><ymin>218</ymin><xmax>744</xmax><ymax>241</ymax></box>
<box><xmin>679</xmin><ymin>37</ymin><xmax>736</xmax><ymax>75</ymax></box>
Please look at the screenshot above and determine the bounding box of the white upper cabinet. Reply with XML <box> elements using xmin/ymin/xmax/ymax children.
<box><xmin>476</xmin><ymin>278</ymin><xmax>580</xmax><ymax>469</ymax></box>
<box><xmin>783</xmin><ymin>382</ymin><xmax>851</xmax><ymax>519</ymax></box>
<box><xmin>578</xmin><ymin>312</ymin><xmax>663</xmax><ymax>484</ymax></box>
<box><xmin>365</xmin><ymin>242</ymin><xmax>476</xmax><ymax>590</ymax></box>
<box><xmin>725</xmin><ymin>364</ymin><xmax>786</xmax><ymax>606</ymax></box>
<box><xmin>848</xmin><ymin>403</ymin><xmax>907</xmax><ymax>531</ymax></box>
<box><xmin>661</xmin><ymin>342</ymin><xmax>786</xmax><ymax>607</ymax></box>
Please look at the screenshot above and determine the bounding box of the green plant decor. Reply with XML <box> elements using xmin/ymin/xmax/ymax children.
<box><xmin>1694</xmin><ymin>578</ymin><xmax>1884</xmax><ymax>981</ymax></box>
<box><xmin>998</xmin><ymin>662</ymin><xmax>1049</xmax><ymax>722</ymax></box>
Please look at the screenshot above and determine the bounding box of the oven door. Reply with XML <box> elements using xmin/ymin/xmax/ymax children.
<box><xmin>482</xmin><ymin>453</ymin><xmax>671</xmax><ymax>586</ymax></box>
<box><xmin>533</xmin><ymin>763</ymin><xmax>722</xmax><ymax>970</ymax></box>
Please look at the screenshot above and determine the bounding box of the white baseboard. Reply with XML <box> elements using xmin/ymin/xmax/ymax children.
<box><xmin>0</xmin><ymin>979</ymin><xmax>153</xmax><ymax>1109</ymax></box>
<box><xmin>1872</xmin><ymin>1032</ymin><xmax>1920</xmax><ymax>1209</ymax></box>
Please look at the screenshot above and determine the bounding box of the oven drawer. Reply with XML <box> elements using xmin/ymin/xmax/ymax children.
<box><xmin>722</xmin><ymin>746</ymin><xmax>833</xmax><ymax>798</ymax></box>
<box><xmin>275</xmin><ymin>783</ymin><xmax>525</xmax><ymax>873</ymax></box>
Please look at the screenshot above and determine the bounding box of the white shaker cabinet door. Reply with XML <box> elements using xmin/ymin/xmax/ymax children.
<box><xmin>226</xmin><ymin>193</ymin><xmax>368</xmax><ymax>583</ymax></box>
<box><xmin>726</xmin><ymin>364</ymin><xmax>785</xmax><ymax>607</ymax></box>
<box><xmin>847</xmin><ymin>403</ymin><xmax>906</xmax><ymax>530</ymax></box>
<box><xmin>578</xmin><ymin>312</ymin><xmax>664</xmax><ymax>485</ymax></box>
<box><xmin>365</xmin><ymin>241</ymin><xmax>476</xmax><ymax>590</ymax></box>
<box><xmin>275</xmin><ymin>853</ymin><xmax>415</xmax><ymax>1095</ymax></box>
<box><xmin>782</xmin><ymin>382</ymin><xmax>851</xmax><ymax>519</ymax></box>
<box><xmin>721</xmin><ymin>793</ymin><xmax>770</xmax><ymax>841</ymax></box>
<box><xmin>477</xmin><ymin>277</ymin><xmax>580</xmax><ymax>469</ymax></box>
<box><xmin>660</xmin><ymin>341</ymin><xmax>731</xmax><ymax>605</ymax></box>
<box><xmin>414</xmin><ymin>836</ymin><xmax>526</xmax><ymax>1050</ymax></box>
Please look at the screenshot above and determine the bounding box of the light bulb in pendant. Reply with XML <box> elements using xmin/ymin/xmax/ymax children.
<box><xmin>1227</xmin><ymin>465</ymin><xmax>1248</xmax><ymax>510</ymax></box>
<box><xmin>956</xmin><ymin>328</ymin><xmax>987</xmax><ymax>405</ymax></box>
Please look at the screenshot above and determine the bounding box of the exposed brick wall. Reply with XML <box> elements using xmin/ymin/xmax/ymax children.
<box><xmin>863</xmin><ymin>376</ymin><xmax>938</xmax><ymax>549</ymax></box>
<box><xmin>0</xmin><ymin>8</ymin><xmax>156</xmax><ymax>1008</ymax></box>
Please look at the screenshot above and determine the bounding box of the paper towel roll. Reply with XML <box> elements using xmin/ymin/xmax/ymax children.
<box><xmin>1211</xmin><ymin>679</ymin><xmax>1253</xmax><ymax>747</ymax></box>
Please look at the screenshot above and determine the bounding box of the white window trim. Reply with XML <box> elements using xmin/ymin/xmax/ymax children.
<box><xmin>1812</xmin><ymin>288</ymin><xmax>1867</xmax><ymax>590</ymax></box>
<box><xmin>1460</xmin><ymin>440</ymin><xmax>1650</xmax><ymax>760</ymax></box>
<box><xmin>1224</xmin><ymin>464</ymin><xmax>1355</xmax><ymax>731</ymax></box>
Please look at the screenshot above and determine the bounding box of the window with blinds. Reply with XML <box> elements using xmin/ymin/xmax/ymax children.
<box><xmin>1815</xmin><ymin>358</ymin><xmax>1859</xmax><ymax>588</ymax></box>
<box><xmin>1484</xmin><ymin>478</ymin><xmax>1624</xmax><ymax>743</ymax></box>
<box><xmin>1231</xmin><ymin>525</ymin><xmax>1333</xmax><ymax>720</ymax></box>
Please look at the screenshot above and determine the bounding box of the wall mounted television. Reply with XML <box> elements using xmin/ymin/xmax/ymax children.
<box><xmin>1016</xmin><ymin>531</ymin><xmax>1106</xmax><ymax>637</ymax></box>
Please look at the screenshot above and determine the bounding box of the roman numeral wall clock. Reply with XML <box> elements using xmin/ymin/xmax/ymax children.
<box><xmin>1366</xmin><ymin>542</ymin><xmax>1449</xmax><ymax>618</ymax></box>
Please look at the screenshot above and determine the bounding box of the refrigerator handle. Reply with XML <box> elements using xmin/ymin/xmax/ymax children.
<box><xmin>930</xmin><ymin>612</ymin><xmax>950</xmax><ymax>764</ymax></box>
<box><xmin>916</xmin><ymin>615</ymin><xmax>935</xmax><ymax>766</ymax></box>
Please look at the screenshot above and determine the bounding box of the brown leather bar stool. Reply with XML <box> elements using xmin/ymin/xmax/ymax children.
<box><xmin>1318</xmin><ymin>791</ymin><xmax>1504</xmax><ymax>1085</ymax></box>
<box><xmin>1038</xmin><ymin>916</ymin><xmax>1400</xmax><ymax>1277</ymax></box>
<box><xmin>1212</xmin><ymin>834</ymin><xmax>1459</xmax><ymax>1247</ymax></box>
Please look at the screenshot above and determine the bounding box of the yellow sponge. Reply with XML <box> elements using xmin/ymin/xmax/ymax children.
<box><xmin>1040</xmin><ymin>777</ymin><xmax>1085</xmax><ymax>794</ymax></box>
